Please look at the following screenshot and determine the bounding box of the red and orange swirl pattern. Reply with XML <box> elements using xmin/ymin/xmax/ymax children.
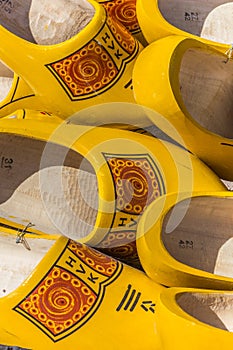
<box><xmin>51</xmin><ymin>42</ymin><xmax>118</xmax><ymax>98</ymax></box>
<box><xmin>68</xmin><ymin>240</ymin><xmax>118</xmax><ymax>277</ymax></box>
<box><xmin>47</xmin><ymin>7</ymin><xmax>138</xmax><ymax>101</ymax></box>
<box><xmin>15</xmin><ymin>240</ymin><xmax>122</xmax><ymax>341</ymax></box>
<box><xmin>18</xmin><ymin>266</ymin><xmax>97</xmax><ymax>336</ymax></box>
<box><xmin>108</xmin><ymin>157</ymin><xmax>161</xmax><ymax>214</ymax></box>
<box><xmin>99</xmin><ymin>0</ymin><xmax>140</xmax><ymax>34</ymax></box>
<box><xmin>96</xmin><ymin>155</ymin><xmax>165</xmax><ymax>268</ymax></box>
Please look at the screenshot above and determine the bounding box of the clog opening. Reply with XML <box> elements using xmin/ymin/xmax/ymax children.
<box><xmin>177</xmin><ymin>292</ymin><xmax>233</xmax><ymax>331</ymax></box>
<box><xmin>0</xmin><ymin>134</ymin><xmax>99</xmax><ymax>238</ymax></box>
<box><xmin>179</xmin><ymin>48</ymin><xmax>233</xmax><ymax>139</ymax></box>
<box><xmin>158</xmin><ymin>0</ymin><xmax>232</xmax><ymax>43</ymax></box>
<box><xmin>201</xmin><ymin>3</ymin><xmax>233</xmax><ymax>44</ymax></box>
<box><xmin>162</xmin><ymin>196</ymin><xmax>233</xmax><ymax>278</ymax></box>
<box><xmin>0</xmin><ymin>232</ymin><xmax>55</xmax><ymax>297</ymax></box>
<box><xmin>0</xmin><ymin>0</ymin><xmax>95</xmax><ymax>44</ymax></box>
<box><xmin>0</xmin><ymin>61</ymin><xmax>13</xmax><ymax>103</ymax></box>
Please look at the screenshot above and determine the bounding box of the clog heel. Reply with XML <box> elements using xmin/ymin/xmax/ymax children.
<box><xmin>156</xmin><ymin>287</ymin><xmax>233</xmax><ymax>350</ymax></box>
<box><xmin>133</xmin><ymin>35</ymin><xmax>233</xmax><ymax>180</ymax></box>
<box><xmin>137</xmin><ymin>191</ymin><xmax>233</xmax><ymax>289</ymax></box>
<box><xmin>136</xmin><ymin>0</ymin><xmax>232</xmax><ymax>53</ymax></box>
<box><xmin>0</xmin><ymin>109</ymin><xmax>225</xmax><ymax>270</ymax></box>
<box><xmin>0</xmin><ymin>0</ymin><xmax>142</xmax><ymax>118</ymax></box>
<box><xmin>0</xmin><ymin>233</ymin><xmax>165</xmax><ymax>349</ymax></box>
<box><xmin>96</xmin><ymin>0</ymin><xmax>147</xmax><ymax>45</ymax></box>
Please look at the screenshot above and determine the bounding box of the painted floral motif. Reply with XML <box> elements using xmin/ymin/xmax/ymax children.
<box><xmin>107</xmin><ymin>156</ymin><xmax>162</xmax><ymax>214</ymax></box>
<box><xmin>18</xmin><ymin>266</ymin><xmax>97</xmax><ymax>336</ymax></box>
<box><xmin>97</xmin><ymin>154</ymin><xmax>166</xmax><ymax>268</ymax></box>
<box><xmin>46</xmin><ymin>12</ymin><xmax>138</xmax><ymax>101</ymax></box>
<box><xmin>99</xmin><ymin>0</ymin><xmax>140</xmax><ymax>34</ymax></box>
<box><xmin>14</xmin><ymin>240</ymin><xmax>122</xmax><ymax>341</ymax></box>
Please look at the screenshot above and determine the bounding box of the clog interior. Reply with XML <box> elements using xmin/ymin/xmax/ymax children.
<box><xmin>158</xmin><ymin>0</ymin><xmax>232</xmax><ymax>43</ymax></box>
<box><xmin>162</xmin><ymin>196</ymin><xmax>233</xmax><ymax>278</ymax></box>
<box><xmin>0</xmin><ymin>0</ymin><xmax>95</xmax><ymax>103</ymax></box>
<box><xmin>0</xmin><ymin>0</ymin><xmax>95</xmax><ymax>44</ymax></box>
<box><xmin>0</xmin><ymin>61</ymin><xmax>13</xmax><ymax>102</ymax></box>
<box><xmin>179</xmin><ymin>47</ymin><xmax>233</xmax><ymax>138</ymax></box>
<box><xmin>0</xmin><ymin>232</ymin><xmax>55</xmax><ymax>297</ymax></box>
<box><xmin>177</xmin><ymin>292</ymin><xmax>233</xmax><ymax>331</ymax></box>
<box><xmin>0</xmin><ymin>134</ymin><xmax>98</xmax><ymax>238</ymax></box>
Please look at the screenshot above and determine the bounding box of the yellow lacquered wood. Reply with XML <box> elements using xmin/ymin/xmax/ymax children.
<box><xmin>0</xmin><ymin>75</ymin><xmax>42</xmax><ymax>118</ymax></box>
<box><xmin>137</xmin><ymin>191</ymin><xmax>233</xmax><ymax>290</ymax></box>
<box><xmin>0</xmin><ymin>0</ymin><xmax>142</xmax><ymax>118</ymax></box>
<box><xmin>95</xmin><ymin>0</ymin><xmax>148</xmax><ymax>45</ymax></box>
<box><xmin>156</xmin><ymin>287</ymin><xmax>233</xmax><ymax>350</ymax></box>
<box><xmin>0</xmin><ymin>108</ymin><xmax>225</xmax><ymax>271</ymax></box>
<box><xmin>0</xmin><ymin>235</ymin><xmax>165</xmax><ymax>349</ymax></box>
<box><xmin>136</xmin><ymin>0</ymin><xmax>231</xmax><ymax>53</ymax></box>
<box><xmin>0</xmin><ymin>108</ymin><xmax>225</xmax><ymax>240</ymax></box>
<box><xmin>132</xmin><ymin>35</ymin><xmax>233</xmax><ymax>180</ymax></box>
<box><xmin>0</xmin><ymin>217</ymin><xmax>59</xmax><ymax>240</ymax></box>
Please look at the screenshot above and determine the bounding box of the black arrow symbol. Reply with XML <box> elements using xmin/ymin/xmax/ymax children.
<box><xmin>141</xmin><ymin>301</ymin><xmax>156</xmax><ymax>313</ymax></box>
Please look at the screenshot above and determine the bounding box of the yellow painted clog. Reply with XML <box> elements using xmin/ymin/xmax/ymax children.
<box><xmin>0</xmin><ymin>109</ymin><xmax>225</xmax><ymax>270</ymax></box>
<box><xmin>133</xmin><ymin>35</ymin><xmax>233</xmax><ymax>180</ymax></box>
<box><xmin>0</xmin><ymin>61</ymin><xmax>41</xmax><ymax>118</ymax></box>
<box><xmin>137</xmin><ymin>191</ymin><xmax>233</xmax><ymax>289</ymax></box>
<box><xmin>96</xmin><ymin>0</ymin><xmax>147</xmax><ymax>45</ymax></box>
<box><xmin>0</xmin><ymin>234</ymin><xmax>165</xmax><ymax>349</ymax></box>
<box><xmin>136</xmin><ymin>0</ymin><xmax>232</xmax><ymax>53</ymax></box>
<box><xmin>156</xmin><ymin>287</ymin><xmax>233</xmax><ymax>350</ymax></box>
<box><xmin>0</xmin><ymin>0</ymin><xmax>142</xmax><ymax>118</ymax></box>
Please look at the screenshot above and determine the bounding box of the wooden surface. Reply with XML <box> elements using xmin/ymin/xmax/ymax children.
<box><xmin>0</xmin><ymin>233</ymin><xmax>54</xmax><ymax>297</ymax></box>
<box><xmin>0</xmin><ymin>134</ymin><xmax>98</xmax><ymax>239</ymax></box>
<box><xmin>179</xmin><ymin>47</ymin><xmax>233</xmax><ymax>139</ymax></box>
<box><xmin>178</xmin><ymin>292</ymin><xmax>233</xmax><ymax>331</ymax></box>
<box><xmin>158</xmin><ymin>0</ymin><xmax>230</xmax><ymax>39</ymax></box>
<box><xmin>0</xmin><ymin>62</ymin><xmax>13</xmax><ymax>103</ymax></box>
<box><xmin>201</xmin><ymin>2</ymin><xmax>233</xmax><ymax>44</ymax></box>
<box><xmin>0</xmin><ymin>0</ymin><xmax>95</xmax><ymax>44</ymax></box>
<box><xmin>162</xmin><ymin>196</ymin><xmax>233</xmax><ymax>277</ymax></box>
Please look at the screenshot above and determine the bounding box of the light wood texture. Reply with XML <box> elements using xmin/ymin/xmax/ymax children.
<box><xmin>0</xmin><ymin>61</ymin><xmax>13</xmax><ymax>102</ymax></box>
<box><xmin>179</xmin><ymin>48</ymin><xmax>233</xmax><ymax>138</ymax></box>
<box><xmin>0</xmin><ymin>77</ymin><xmax>12</xmax><ymax>102</ymax></box>
<box><xmin>29</xmin><ymin>0</ymin><xmax>95</xmax><ymax>45</ymax></box>
<box><xmin>201</xmin><ymin>2</ymin><xmax>233</xmax><ymax>44</ymax></box>
<box><xmin>178</xmin><ymin>292</ymin><xmax>233</xmax><ymax>331</ymax></box>
<box><xmin>0</xmin><ymin>0</ymin><xmax>36</xmax><ymax>42</ymax></box>
<box><xmin>158</xmin><ymin>0</ymin><xmax>230</xmax><ymax>41</ymax></box>
<box><xmin>0</xmin><ymin>233</ymin><xmax>55</xmax><ymax>297</ymax></box>
<box><xmin>162</xmin><ymin>196</ymin><xmax>233</xmax><ymax>277</ymax></box>
<box><xmin>0</xmin><ymin>0</ymin><xmax>94</xmax><ymax>44</ymax></box>
<box><xmin>0</xmin><ymin>134</ymin><xmax>98</xmax><ymax>239</ymax></box>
